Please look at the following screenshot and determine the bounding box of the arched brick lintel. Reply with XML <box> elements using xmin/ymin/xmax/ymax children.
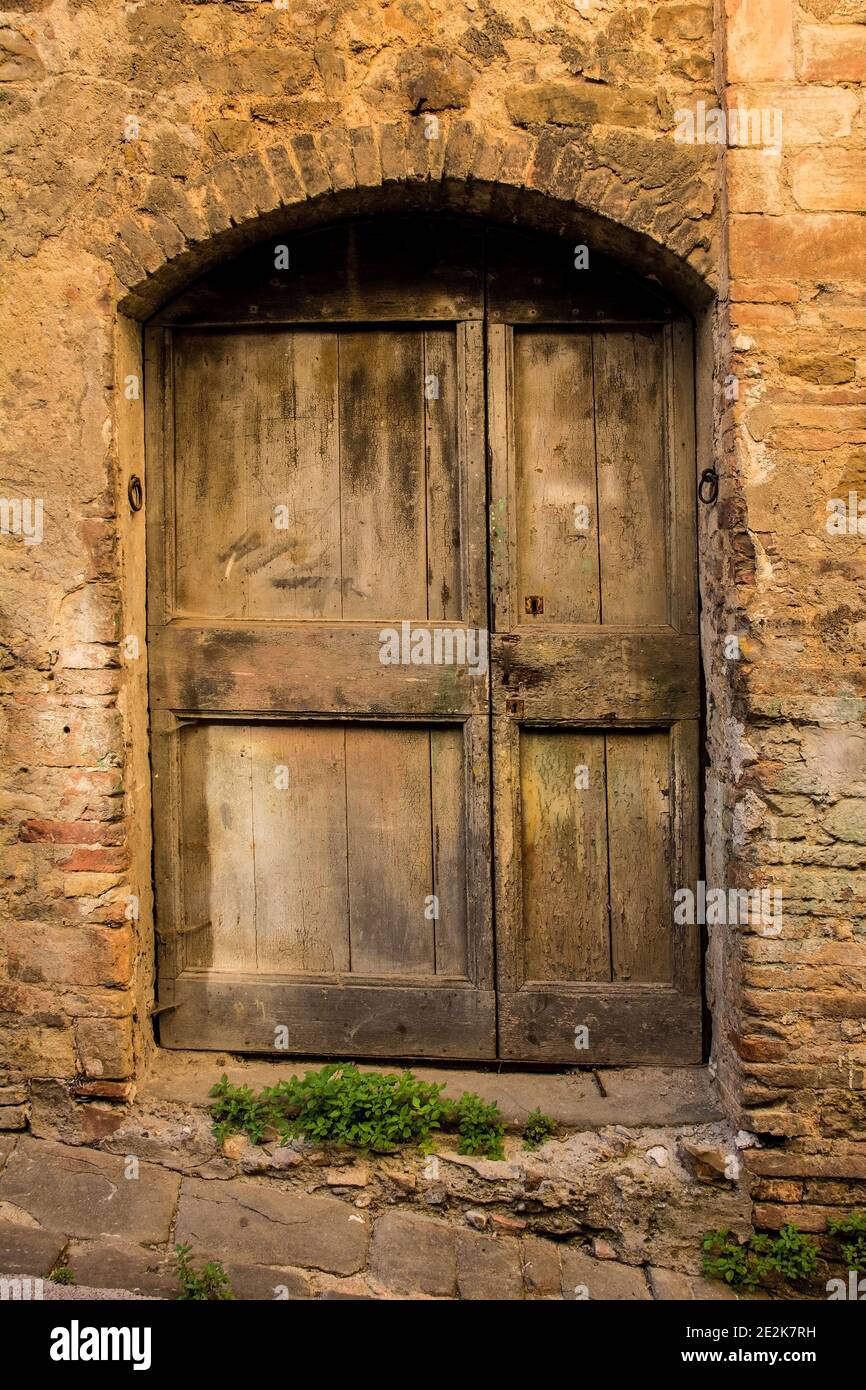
<box><xmin>112</xmin><ymin>119</ymin><xmax>717</xmax><ymax>322</ymax></box>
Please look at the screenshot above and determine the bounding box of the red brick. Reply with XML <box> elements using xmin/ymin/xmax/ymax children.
<box><xmin>74</xmin><ymin>1017</ymin><xmax>134</xmax><ymax>1080</ymax></box>
<box><xmin>800</xmin><ymin>25</ymin><xmax>866</xmax><ymax>82</ymax></box>
<box><xmin>753</xmin><ymin>1203</ymin><xmax>839</xmax><ymax>1232</ymax></box>
<box><xmin>57</xmin><ymin>847</ymin><xmax>128</xmax><ymax>872</ymax></box>
<box><xmin>746</xmin><ymin>1152</ymin><xmax>866</xmax><ymax>1179</ymax></box>
<box><xmin>726</xmin><ymin>0</ymin><xmax>795</xmax><ymax>81</ymax></box>
<box><xmin>19</xmin><ymin>819</ymin><xmax>124</xmax><ymax>845</ymax></box>
<box><xmin>792</xmin><ymin>152</ymin><xmax>866</xmax><ymax>213</ymax></box>
<box><xmin>731</xmin><ymin>215</ymin><xmax>866</xmax><ymax>282</ymax></box>
<box><xmin>8</xmin><ymin>923</ymin><xmax>133</xmax><ymax>989</ymax></box>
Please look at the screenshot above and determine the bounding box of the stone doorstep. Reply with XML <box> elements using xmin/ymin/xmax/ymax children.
<box><xmin>0</xmin><ymin>1132</ymin><xmax>762</xmax><ymax>1302</ymax></box>
<box><xmin>4</xmin><ymin>1113</ymin><xmax>757</xmax><ymax>1293</ymax></box>
<box><xmin>139</xmin><ymin>1054</ymin><xmax>723</xmax><ymax>1131</ymax></box>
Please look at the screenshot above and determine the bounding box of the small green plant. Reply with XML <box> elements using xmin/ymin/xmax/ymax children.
<box><xmin>175</xmin><ymin>1244</ymin><xmax>234</xmax><ymax>1301</ymax></box>
<box><xmin>828</xmin><ymin>1209</ymin><xmax>866</xmax><ymax>1272</ymax></box>
<box><xmin>210</xmin><ymin>1065</ymin><xmax>507</xmax><ymax>1159</ymax></box>
<box><xmin>522</xmin><ymin>1108</ymin><xmax>556</xmax><ymax>1150</ymax></box>
<box><xmin>702</xmin><ymin>1229</ymin><xmax>759</xmax><ymax>1288</ymax></box>
<box><xmin>702</xmin><ymin>1224</ymin><xmax>819</xmax><ymax>1290</ymax></box>
<box><xmin>450</xmin><ymin>1091</ymin><xmax>505</xmax><ymax>1160</ymax></box>
<box><xmin>50</xmin><ymin>1266</ymin><xmax>76</xmax><ymax>1286</ymax></box>
<box><xmin>210</xmin><ymin>1076</ymin><xmax>275</xmax><ymax>1145</ymax></box>
<box><xmin>752</xmin><ymin>1224</ymin><xmax>819</xmax><ymax>1282</ymax></box>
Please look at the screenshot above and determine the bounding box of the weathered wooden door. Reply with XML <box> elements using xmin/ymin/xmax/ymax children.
<box><xmin>146</xmin><ymin>217</ymin><xmax>701</xmax><ymax>1062</ymax></box>
<box><xmin>486</xmin><ymin>229</ymin><xmax>701</xmax><ymax>1063</ymax></box>
<box><xmin>146</xmin><ymin>220</ymin><xmax>495</xmax><ymax>1056</ymax></box>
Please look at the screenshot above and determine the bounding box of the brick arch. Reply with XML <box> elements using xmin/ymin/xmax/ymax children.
<box><xmin>112</xmin><ymin>117</ymin><xmax>716</xmax><ymax>322</ymax></box>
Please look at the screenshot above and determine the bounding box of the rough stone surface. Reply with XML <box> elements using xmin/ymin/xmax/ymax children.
<box><xmin>0</xmin><ymin>1221</ymin><xmax>65</xmax><ymax>1276</ymax></box>
<box><xmin>560</xmin><ymin>1250</ymin><xmax>651</xmax><ymax>1301</ymax></box>
<box><xmin>66</xmin><ymin>1239</ymin><xmax>178</xmax><ymax>1298</ymax></box>
<box><xmin>457</xmin><ymin>1229</ymin><xmax>524</xmax><ymax>1300</ymax></box>
<box><xmin>0</xmin><ymin>1133</ymin><xmax>784</xmax><ymax>1300</ymax></box>
<box><xmin>371</xmin><ymin>1212</ymin><xmax>457</xmax><ymax>1297</ymax></box>
<box><xmin>175</xmin><ymin>1177</ymin><xmax>370</xmax><ymax>1276</ymax></box>
<box><xmin>224</xmin><ymin>1262</ymin><xmax>312</xmax><ymax>1301</ymax></box>
<box><xmin>0</xmin><ymin>1139</ymin><xmax>179</xmax><ymax>1243</ymax></box>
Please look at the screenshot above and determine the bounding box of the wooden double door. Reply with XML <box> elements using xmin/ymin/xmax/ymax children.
<box><xmin>146</xmin><ymin>217</ymin><xmax>701</xmax><ymax>1064</ymax></box>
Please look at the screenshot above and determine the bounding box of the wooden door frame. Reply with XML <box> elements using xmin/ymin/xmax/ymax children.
<box><xmin>134</xmin><ymin>212</ymin><xmax>710</xmax><ymax>1065</ymax></box>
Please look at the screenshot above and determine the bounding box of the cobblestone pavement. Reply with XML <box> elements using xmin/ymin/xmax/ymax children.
<box><xmin>0</xmin><ymin>1135</ymin><xmax>759</xmax><ymax>1301</ymax></box>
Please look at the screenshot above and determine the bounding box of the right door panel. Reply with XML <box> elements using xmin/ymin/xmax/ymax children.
<box><xmin>489</xmin><ymin>320</ymin><xmax>702</xmax><ymax>1063</ymax></box>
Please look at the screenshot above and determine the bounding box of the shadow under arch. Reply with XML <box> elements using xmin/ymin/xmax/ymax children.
<box><xmin>120</xmin><ymin>175</ymin><xmax>715</xmax><ymax>327</ymax></box>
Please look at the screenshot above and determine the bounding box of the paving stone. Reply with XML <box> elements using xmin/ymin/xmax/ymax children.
<box><xmin>521</xmin><ymin>1235</ymin><xmax>562</xmax><ymax>1297</ymax></box>
<box><xmin>0</xmin><ymin>1221</ymin><xmax>65</xmax><ymax>1276</ymax></box>
<box><xmin>648</xmin><ymin>1266</ymin><xmax>694</xmax><ymax>1300</ymax></box>
<box><xmin>316</xmin><ymin>1289</ymin><xmax>373</xmax><ymax>1300</ymax></box>
<box><xmin>371</xmin><ymin>1212</ymin><xmax>456</xmax><ymax>1297</ymax></box>
<box><xmin>0</xmin><ymin>1139</ymin><xmax>179</xmax><ymax>1243</ymax></box>
<box><xmin>648</xmin><ymin>1267</ymin><xmax>753</xmax><ymax>1300</ymax></box>
<box><xmin>4</xmin><ymin>1281</ymin><xmax>160</xmax><ymax>1301</ymax></box>
<box><xmin>67</xmin><ymin>1240</ymin><xmax>178</xmax><ymax>1298</ymax></box>
<box><xmin>176</xmin><ymin>1176</ymin><xmax>369</xmax><ymax>1276</ymax></box>
<box><xmin>224</xmin><ymin>1262</ymin><xmax>311</xmax><ymax>1301</ymax></box>
<box><xmin>457</xmin><ymin>1230</ymin><xmax>524</xmax><ymax>1300</ymax></box>
<box><xmin>560</xmin><ymin>1249</ymin><xmax>650</xmax><ymax>1301</ymax></box>
<box><xmin>690</xmin><ymin>1276</ymin><xmax>749</xmax><ymax>1300</ymax></box>
<box><xmin>313</xmin><ymin>1273</ymin><xmax>382</xmax><ymax>1300</ymax></box>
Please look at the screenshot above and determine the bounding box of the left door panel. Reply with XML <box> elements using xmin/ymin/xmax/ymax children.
<box><xmin>145</xmin><ymin>321</ymin><xmax>495</xmax><ymax>1057</ymax></box>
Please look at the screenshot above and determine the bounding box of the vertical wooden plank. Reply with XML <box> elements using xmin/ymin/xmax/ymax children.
<box><xmin>666</xmin><ymin>320</ymin><xmax>698</xmax><ymax>634</ymax></box>
<box><xmin>173</xmin><ymin>332</ymin><xmax>249</xmax><ymax>619</ymax></box>
<box><xmin>457</xmin><ymin>321</ymin><xmax>487</xmax><ymax>629</ymax></box>
<box><xmin>430</xmin><ymin>726</ymin><xmax>467</xmax><ymax>977</ymax></box>
<box><xmin>514</xmin><ymin>331</ymin><xmax>600</xmax><ymax>624</ymax></box>
<box><xmin>149</xmin><ymin>711</ymin><xmax>182</xmax><ymax>1003</ymax></box>
<box><xmin>424</xmin><ymin>329</ymin><xmax>461</xmax><ymax>622</ymax></box>
<box><xmin>463</xmin><ymin>713</ymin><xmax>494</xmax><ymax>991</ymax></box>
<box><xmin>593</xmin><ymin>331</ymin><xmax>668</xmax><ymax>626</ymax></box>
<box><xmin>179</xmin><ymin>722</ymin><xmax>258</xmax><ymax>971</ymax></box>
<box><xmin>175</xmin><ymin>720</ymin><xmax>212</xmax><ymax>972</ymax></box>
<box><xmin>671</xmin><ymin>719</ymin><xmax>701</xmax><ymax>993</ymax></box>
<box><xmin>606</xmin><ymin>730</ymin><xmax>672</xmax><ymax>983</ymax></box>
<box><xmin>251</xmin><ymin>724</ymin><xmax>350</xmax><ymax>974</ymax></box>
<box><xmin>339</xmin><ymin>331</ymin><xmax>427</xmax><ymax>619</ymax></box>
<box><xmin>486</xmin><ymin>324</ymin><xmax>515</xmax><ymax>632</ymax></box>
<box><xmin>245</xmin><ymin>331</ymin><xmax>343</xmax><ymax>620</ymax></box>
<box><xmin>345</xmin><ymin>727</ymin><xmax>435</xmax><ymax>976</ymax></box>
<box><xmin>144</xmin><ymin>327</ymin><xmax>170</xmax><ymax>628</ymax></box>
<box><xmin>491</xmin><ymin>713</ymin><xmax>521</xmax><ymax>993</ymax></box>
<box><xmin>520</xmin><ymin>729</ymin><xmax>611</xmax><ymax>982</ymax></box>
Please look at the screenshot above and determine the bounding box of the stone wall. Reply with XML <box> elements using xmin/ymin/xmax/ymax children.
<box><xmin>712</xmin><ymin>0</ymin><xmax>866</xmax><ymax>1227</ymax></box>
<box><xmin>0</xmin><ymin>0</ymin><xmax>863</xmax><ymax>1232</ymax></box>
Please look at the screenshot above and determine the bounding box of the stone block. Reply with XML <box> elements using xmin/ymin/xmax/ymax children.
<box><xmin>726</xmin><ymin>0</ymin><xmax>795</xmax><ymax>81</ymax></box>
<box><xmin>67</xmin><ymin>1239</ymin><xmax>178</xmax><ymax>1297</ymax></box>
<box><xmin>176</xmin><ymin>1177</ymin><xmax>369</xmax><ymax>1275</ymax></box>
<box><xmin>0</xmin><ymin>1220</ymin><xmax>64</xmax><ymax>1276</ymax></box>
<box><xmin>0</xmin><ymin>1139</ymin><xmax>179</xmax><ymax>1243</ymax></box>
<box><xmin>224</xmin><ymin>1262</ymin><xmax>311</xmax><ymax>1301</ymax></box>
<box><xmin>457</xmin><ymin>1230</ymin><xmax>523</xmax><ymax>1300</ymax></box>
<box><xmin>560</xmin><ymin>1249</ymin><xmax>651</xmax><ymax>1301</ymax></box>
<box><xmin>370</xmin><ymin>1212</ymin><xmax>456</xmax><ymax>1296</ymax></box>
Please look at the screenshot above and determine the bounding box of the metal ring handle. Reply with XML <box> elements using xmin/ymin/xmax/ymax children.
<box><xmin>698</xmin><ymin>467</ymin><xmax>719</xmax><ymax>506</ymax></box>
<box><xmin>128</xmin><ymin>475</ymin><xmax>143</xmax><ymax>512</ymax></box>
